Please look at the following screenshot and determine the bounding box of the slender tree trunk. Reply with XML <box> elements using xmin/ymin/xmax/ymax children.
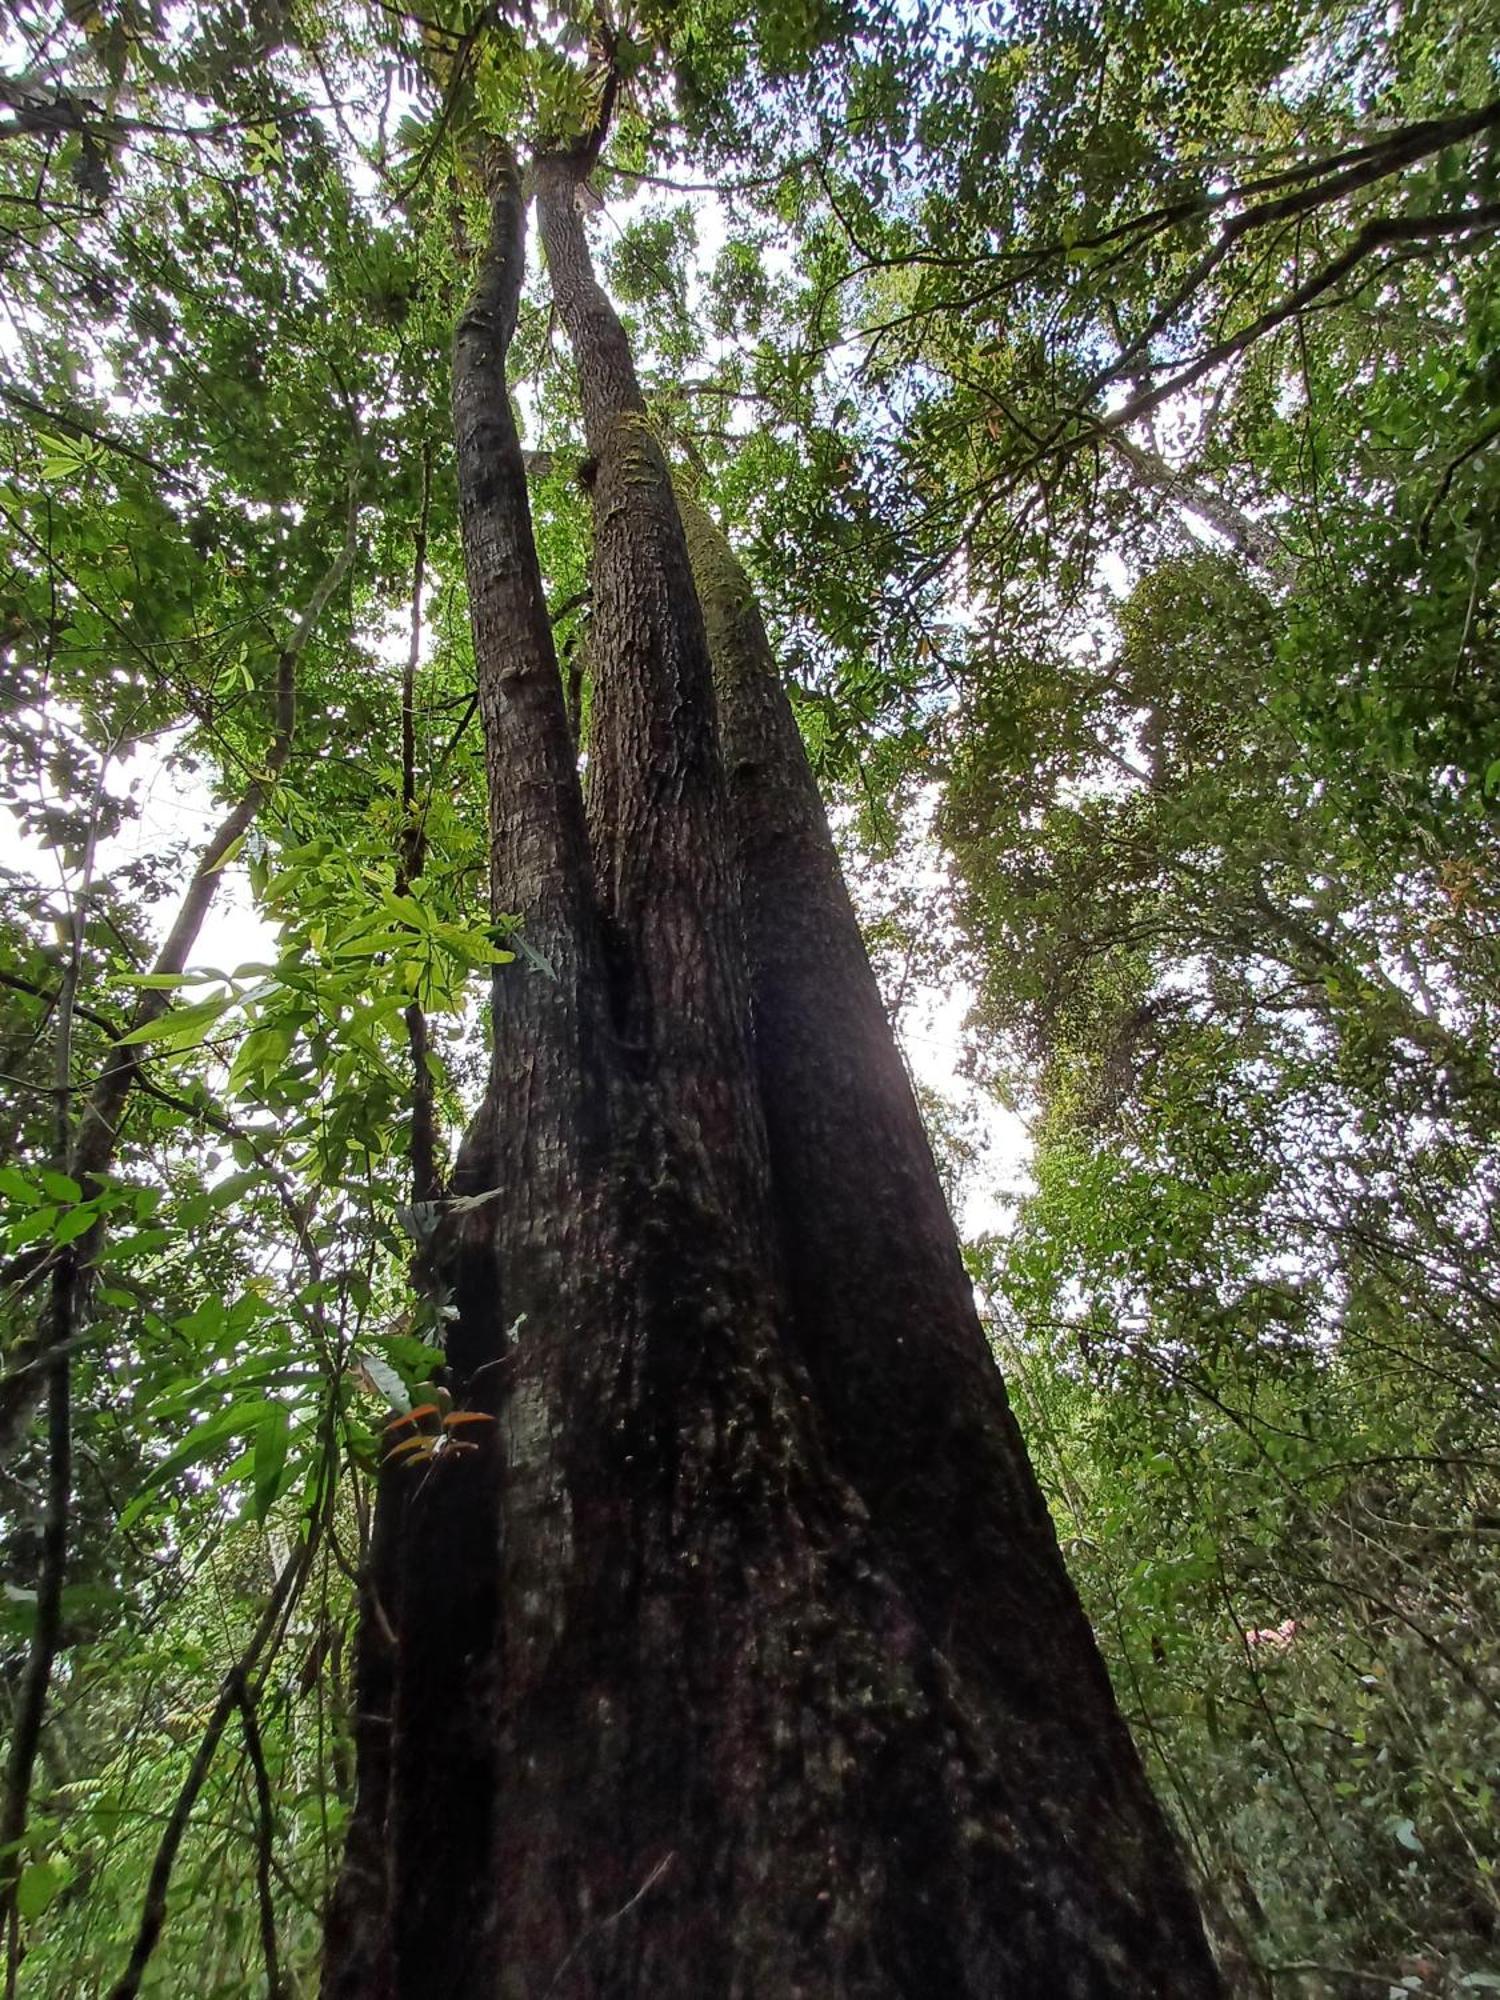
<box><xmin>325</xmin><ymin>140</ymin><xmax>1223</xmax><ymax>1999</ymax></box>
<box><xmin>325</xmin><ymin>138</ymin><xmax>611</xmax><ymax>2000</ymax></box>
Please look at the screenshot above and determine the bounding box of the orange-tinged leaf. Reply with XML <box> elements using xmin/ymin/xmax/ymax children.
<box><xmin>384</xmin><ymin>1434</ymin><xmax>434</xmax><ymax>1463</ymax></box>
<box><xmin>441</xmin><ymin>1411</ymin><xmax>495</xmax><ymax>1429</ymax></box>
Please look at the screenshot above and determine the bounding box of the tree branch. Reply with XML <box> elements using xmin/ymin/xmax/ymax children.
<box><xmin>107</xmin><ymin>1542</ymin><xmax>311</xmax><ymax>2000</ymax></box>
<box><xmin>1101</xmin><ymin>430</ymin><xmax>1297</xmax><ymax>584</ymax></box>
<box><xmin>0</xmin><ymin>381</ymin><xmax>191</xmax><ymax>489</ymax></box>
<box><xmin>1100</xmin><ymin>200</ymin><xmax>1500</xmax><ymax>437</ymax></box>
<box><xmin>0</xmin><ymin>479</ymin><xmax>362</xmax><ymax>1451</ymax></box>
<box><xmin>235</xmin><ymin>1676</ymin><xmax>285</xmax><ymax>2000</ymax></box>
<box><xmin>0</xmin><ymin>740</ymin><xmax>107</xmax><ymax>1957</ymax></box>
<box><xmin>396</xmin><ymin>445</ymin><xmax>441</xmax><ymax>1207</ymax></box>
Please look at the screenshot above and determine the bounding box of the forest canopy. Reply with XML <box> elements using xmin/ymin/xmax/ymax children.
<box><xmin>0</xmin><ymin>0</ymin><xmax>1498</xmax><ymax>1993</ymax></box>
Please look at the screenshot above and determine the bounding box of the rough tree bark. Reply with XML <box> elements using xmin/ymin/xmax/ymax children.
<box><xmin>677</xmin><ymin>487</ymin><xmax>1215</xmax><ymax>1966</ymax></box>
<box><xmin>322</xmin><ymin>136</ymin><xmax>1223</xmax><ymax>1999</ymax></box>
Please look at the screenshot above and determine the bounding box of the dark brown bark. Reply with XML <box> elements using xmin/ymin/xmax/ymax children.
<box><xmin>679</xmin><ymin>487</ymin><xmax>1219</xmax><ymax>1984</ymax></box>
<box><xmin>324</xmin><ymin>139</ymin><xmax>613</xmax><ymax>2000</ymax></box>
<box><xmin>325</xmin><ymin>140</ymin><xmax>1222</xmax><ymax>2000</ymax></box>
<box><xmin>533</xmin><ymin>151</ymin><xmax>770</xmax><ymax>1238</ymax></box>
<box><xmin>0</xmin><ymin>1304</ymin><xmax>70</xmax><ymax>1958</ymax></box>
<box><xmin>320</xmin><ymin>1473</ymin><xmax>403</xmax><ymax>2000</ymax></box>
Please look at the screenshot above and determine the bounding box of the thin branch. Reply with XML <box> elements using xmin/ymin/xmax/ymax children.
<box><xmin>369</xmin><ymin>0</ymin><xmax>465</xmax><ymax>43</ymax></box>
<box><xmin>0</xmin><ymin>73</ymin><xmax>300</xmax><ymax>148</ymax></box>
<box><xmin>0</xmin><ymin>967</ymin><xmax>121</xmax><ymax>1039</ymax></box>
<box><xmin>1100</xmin><ymin>201</ymin><xmax>1500</xmax><ymax>437</ymax></box>
<box><xmin>847</xmin><ymin>98</ymin><xmax>1500</xmax><ymax>294</ymax></box>
<box><xmin>1265</xmin><ymin>1966</ymin><xmax>1405</xmax><ymax>1990</ymax></box>
<box><xmin>602</xmin><ymin>157</ymin><xmax>798</xmax><ymax>197</ymax></box>
<box><xmin>396</xmin><ymin>446</ymin><xmax>441</xmax><ymax>1206</ymax></box>
<box><xmin>0</xmin><ymin>479</ymin><xmax>362</xmax><ymax>1449</ymax></box>
<box><xmin>0</xmin><ymin>381</ymin><xmax>191</xmax><ymax>488</ymax></box>
<box><xmin>389</xmin><ymin>23</ymin><xmax>482</xmax><ymax>205</ymax></box>
<box><xmin>107</xmin><ymin>1542</ymin><xmax>312</xmax><ymax>2000</ymax></box>
<box><xmin>1101</xmin><ymin>430</ymin><xmax>1297</xmax><ymax>584</ymax></box>
<box><xmin>540</xmin><ymin>1851</ymin><xmax>677</xmax><ymax>1998</ymax></box>
<box><xmin>1089</xmin><ymin>104</ymin><xmax>1500</xmax><ymax>406</ymax></box>
<box><xmin>571</xmin><ymin>16</ymin><xmax>623</xmax><ymax>175</ymax></box>
<box><xmin>0</xmin><ymin>1323</ymin><xmax>71</xmax><ymax>1983</ymax></box>
<box><xmin>1419</xmin><ymin>410</ymin><xmax>1500</xmax><ymax>539</ymax></box>
<box><xmin>235</xmin><ymin>1677</ymin><xmax>285</xmax><ymax>2000</ymax></box>
<box><xmin>964</xmin><ymin>199</ymin><xmax>1500</xmax><ymax>533</ymax></box>
<box><xmin>425</xmin><ymin>689</ymin><xmax>478</xmax><ymax>789</ymax></box>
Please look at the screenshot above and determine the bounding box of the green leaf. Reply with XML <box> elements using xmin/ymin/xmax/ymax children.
<box><xmin>39</xmin><ymin>1171</ymin><xmax>82</xmax><ymax>1203</ymax></box>
<box><xmin>112</xmin><ymin>993</ymin><xmax>236</xmax><ymax>1051</ymax></box>
<box><xmin>107</xmin><ymin>1228</ymin><xmax>174</xmax><ymax>1264</ymax></box>
<box><xmin>206</xmin><ymin>830</ymin><xmax>247</xmax><ymax>874</ymax></box>
<box><xmin>52</xmin><ymin>1204</ymin><xmax>99</xmax><ymax>1246</ymax></box>
<box><xmin>244</xmin><ymin>120</ymin><xmax>285</xmax><ymax>174</ymax></box>
<box><xmin>119</xmin><ymin>1399</ymin><xmax>281</xmax><ymax>1531</ymax></box>
<box><xmin>228</xmin><ymin>1018</ymin><xmax>297</xmax><ymax>1092</ymax></box>
<box><xmin>174</xmin><ymin>1297</ymin><xmax>228</xmax><ymax>1349</ymax></box>
<box><xmin>112</xmin><ymin>969</ymin><xmax>227</xmax><ymax>991</ymax></box>
<box><xmin>16</xmin><ymin>1857</ymin><xmax>65</xmax><ymax>1921</ymax></box>
<box><xmin>0</xmin><ymin>1166</ymin><xmax>37</xmax><ymax>1204</ymax></box>
<box><xmin>6</xmin><ymin>1206</ymin><xmax>60</xmax><ymax>1249</ymax></box>
<box><xmin>36</xmin><ymin>432</ymin><xmax>90</xmax><ymax>480</ymax></box>
<box><xmin>252</xmin><ymin>1405</ymin><xmax>292</xmax><ymax>1521</ymax></box>
<box><xmin>207</xmin><ymin>1169</ymin><xmax>263</xmax><ymax>1210</ymax></box>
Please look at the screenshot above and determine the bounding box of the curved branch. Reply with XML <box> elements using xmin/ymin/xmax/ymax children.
<box><xmin>396</xmin><ymin>446</ymin><xmax>441</xmax><ymax>1207</ymax></box>
<box><xmin>1099</xmin><ymin>200</ymin><xmax>1500</xmax><ymax>436</ymax></box>
<box><xmin>0</xmin><ymin>381</ymin><xmax>190</xmax><ymax>488</ymax></box>
<box><xmin>1100</xmin><ymin>431</ymin><xmax>1298</xmax><ymax>584</ymax></box>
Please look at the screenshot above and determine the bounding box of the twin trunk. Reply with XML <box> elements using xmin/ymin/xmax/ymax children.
<box><xmin>322</xmin><ymin>142</ymin><xmax>1221</xmax><ymax>1999</ymax></box>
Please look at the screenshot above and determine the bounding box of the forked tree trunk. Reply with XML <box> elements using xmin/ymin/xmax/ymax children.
<box><xmin>322</xmin><ymin>139</ymin><xmax>1222</xmax><ymax>2000</ymax></box>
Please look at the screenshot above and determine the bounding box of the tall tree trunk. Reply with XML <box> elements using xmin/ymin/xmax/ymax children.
<box><xmin>324</xmin><ymin>139</ymin><xmax>611</xmax><ymax>2000</ymax></box>
<box><xmin>325</xmin><ymin>139</ymin><xmax>1223</xmax><ymax>1999</ymax></box>
<box><xmin>677</xmin><ymin>487</ymin><xmax>1213</xmax><ymax>1969</ymax></box>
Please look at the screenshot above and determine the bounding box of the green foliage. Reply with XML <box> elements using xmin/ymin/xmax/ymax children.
<box><xmin>2</xmin><ymin>0</ymin><xmax>1499</xmax><ymax>1990</ymax></box>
